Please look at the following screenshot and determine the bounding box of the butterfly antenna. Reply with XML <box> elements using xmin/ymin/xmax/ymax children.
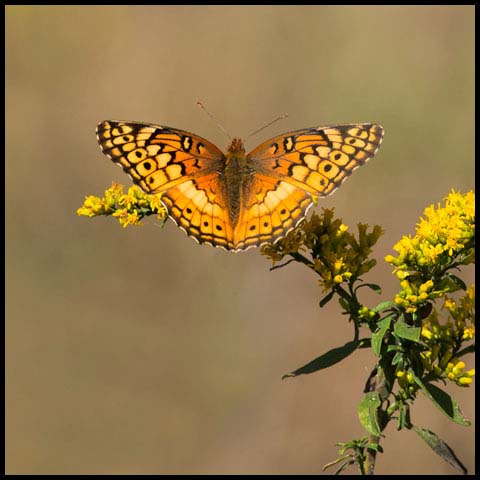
<box><xmin>197</xmin><ymin>101</ymin><xmax>232</xmax><ymax>141</ymax></box>
<box><xmin>247</xmin><ymin>113</ymin><xmax>289</xmax><ymax>139</ymax></box>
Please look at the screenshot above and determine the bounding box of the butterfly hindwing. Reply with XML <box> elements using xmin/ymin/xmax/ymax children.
<box><xmin>233</xmin><ymin>174</ymin><xmax>313</xmax><ymax>251</ymax></box>
<box><xmin>160</xmin><ymin>173</ymin><xmax>236</xmax><ymax>250</ymax></box>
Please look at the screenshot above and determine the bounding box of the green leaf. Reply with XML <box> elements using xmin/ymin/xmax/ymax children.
<box><xmin>322</xmin><ymin>455</ymin><xmax>351</xmax><ymax>472</ymax></box>
<box><xmin>333</xmin><ymin>460</ymin><xmax>354</xmax><ymax>475</ymax></box>
<box><xmin>415</xmin><ymin>302</ymin><xmax>433</xmax><ymax>320</ymax></box>
<box><xmin>282</xmin><ymin>339</ymin><xmax>368</xmax><ymax>379</ymax></box>
<box><xmin>397</xmin><ymin>402</ymin><xmax>411</xmax><ymax>431</ymax></box>
<box><xmin>358</xmin><ymin>392</ymin><xmax>382</xmax><ymax>436</ymax></box>
<box><xmin>358</xmin><ymin>338</ymin><xmax>371</xmax><ymax>348</ymax></box>
<box><xmin>319</xmin><ymin>290</ymin><xmax>335</xmax><ymax>308</ymax></box>
<box><xmin>339</xmin><ymin>296</ymin><xmax>350</xmax><ymax>311</ymax></box>
<box><xmin>456</xmin><ymin>344</ymin><xmax>475</xmax><ymax>358</ymax></box>
<box><xmin>412</xmin><ymin>374</ymin><xmax>471</xmax><ymax>426</ymax></box>
<box><xmin>391</xmin><ymin>351</ymin><xmax>404</xmax><ymax>367</ymax></box>
<box><xmin>393</xmin><ymin>317</ymin><xmax>421</xmax><ymax>343</ymax></box>
<box><xmin>371</xmin><ymin>315</ymin><xmax>394</xmax><ymax>357</ymax></box>
<box><xmin>372</xmin><ymin>301</ymin><xmax>396</xmax><ymax>313</ymax></box>
<box><xmin>366</xmin><ymin>443</ymin><xmax>384</xmax><ymax>453</ymax></box>
<box><xmin>355</xmin><ymin>283</ymin><xmax>382</xmax><ymax>294</ymax></box>
<box><xmin>386</xmin><ymin>344</ymin><xmax>401</xmax><ymax>352</ymax></box>
<box><xmin>446</xmin><ymin>273</ymin><xmax>468</xmax><ymax>291</ymax></box>
<box><xmin>437</xmin><ymin>275</ymin><xmax>465</xmax><ymax>293</ymax></box>
<box><xmin>413</xmin><ymin>426</ymin><xmax>467</xmax><ymax>474</ymax></box>
<box><xmin>398</xmin><ymin>403</ymin><xmax>405</xmax><ymax>431</ymax></box>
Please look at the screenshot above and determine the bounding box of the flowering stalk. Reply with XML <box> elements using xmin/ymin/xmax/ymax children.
<box><xmin>77</xmin><ymin>182</ymin><xmax>167</xmax><ymax>227</ymax></box>
<box><xmin>262</xmin><ymin>190</ymin><xmax>475</xmax><ymax>475</ymax></box>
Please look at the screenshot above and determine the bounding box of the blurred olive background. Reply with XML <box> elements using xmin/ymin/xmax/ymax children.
<box><xmin>6</xmin><ymin>5</ymin><xmax>474</xmax><ymax>475</ymax></box>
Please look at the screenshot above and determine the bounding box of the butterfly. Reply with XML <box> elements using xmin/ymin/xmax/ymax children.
<box><xmin>96</xmin><ymin>120</ymin><xmax>384</xmax><ymax>252</ymax></box>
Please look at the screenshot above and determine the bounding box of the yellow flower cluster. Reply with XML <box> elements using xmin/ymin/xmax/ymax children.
<box><xmin>419</xmin><ymin>287</ymin><xmax>475</xmax><ymax>387</ymax></box>
<box><xmin>385</xmin><ymin>190</ymin><xmax>475</xmax><ymax>273</ymax></box>
<box><xmin>393</xmin><ymin>278</ymin><xmax>447</xmax><ymax>314</ymax></box>
<box><xmin>262</xmin><ymin>209</ymin><xmax>383</xmax><ymax>292</ymax></box>
<box><xmin>396</xmin><ymin>370</ymin><xmax>417</xmax><ymax>398</ymax></box>
<box><xmin>357</xmin><ymin>306</ymin><xmax>376</xmax><ymax>320</ymax></box>
<box><xmin>444</xmin><ymin>361</ymin><xmax>475</xmax><ymax>386</ymax></box>
<box><xmin>77</xmin><ymin>183</ymin><xmax>167</xmax><ymax>228</ymax></box>
<box><xmin>312</xmin><ymin>219</ymin><xmax>383</xmax><ymax>292</ymax></box>
<box><xmin>443</xmin><ymin>284</ymin><xmax>476</xmax><ymax>340</ymax></box>
<box><xmin>396</xmin><ymin>355</ymin><xmax>475</xmax><ymax>396</ymax></box>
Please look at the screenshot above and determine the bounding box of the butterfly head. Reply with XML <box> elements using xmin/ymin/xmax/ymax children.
<box><xmin>227</xmin><ymin>138</ymin><xmax>246</xmax><ymax>155</ymax></box>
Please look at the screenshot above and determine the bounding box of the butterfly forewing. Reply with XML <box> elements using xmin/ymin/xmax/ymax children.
<box><xmin>247</xmin><ymin>123</ymin><xmax>384</xmax><ymax>197</ymax></box>
<box><xmin>96</xmin><ymin>121</ymin><xmax>225</xmax><ymax>194</ymax></box>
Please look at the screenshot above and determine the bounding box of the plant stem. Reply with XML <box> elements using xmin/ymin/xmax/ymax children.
<box><xmin>365</xmin><ymin>435</ymin><xmax>380</xmax><ymax>475</ymax></box>
<box><xmin>363</xmin><ymin>366</ymin><xmax>389</xmax><ymax>474</ymax></box>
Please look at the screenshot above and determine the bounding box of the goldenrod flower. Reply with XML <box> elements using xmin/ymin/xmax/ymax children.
<box><xmin>76</xmin><ymin>195</ymin><xmax>109</xmax><ymax>217</ymax></box>
<box><xmin>418</xmin><ymin>286</ymin><xmax>475</xmax><ymax>387</ymax></box>
<box><xmin>262</xmin><ymin>209</ymin><xmax>383</xmax><ymax>293</ymax></box>
<box><xmin>444</xmin><ymin>361</ymin><xmax>475</xmax><ymax>387</ymax></box>
<box><xmin>77</xmin><ymin>183</ymin><xmax>167</xmax><ymax>228</ymax></box>
<box><xmin>112</xmin><ymin>208</ymin><xmax>141</xmax><ymax>228</ymax></box>
<box><xmin>388</xmin><ymin>191</ymin><xmax>475</xmax><ymax>391</ymax></box>
<box><xmin>462</xmin><ymin>326</ymin><xmax>475</xmax><ymax>341</ymax></box>
<box><xmin>385</xmin><ymin>190</ymin><xmax>474</xmax><ymax>274</ymax></box>
<box><xmin>358</xmin><ymin>306</ymin><xmax>375</xmax><ymax>320</ymax></box>
<box><xmin>385</xmin><ymin>191</ymin><xmax>475</xmax><ymax>315</ymax></box>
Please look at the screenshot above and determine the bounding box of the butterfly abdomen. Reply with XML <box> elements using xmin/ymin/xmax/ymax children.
<box><xmin>223</xmin><ymin>141</ymin><xmax>251</xmax><ymax>227</ymax></box>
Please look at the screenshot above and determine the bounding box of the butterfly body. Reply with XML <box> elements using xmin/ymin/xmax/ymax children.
<box><xmin>221</xmin><ymin>138</ymin><xmax>250</xmax><ymax>227</ymax></box>
<box><xmin>97</xmin><ymin>120</ymin><xmax>384</xmax><ymax>252</ymax></box>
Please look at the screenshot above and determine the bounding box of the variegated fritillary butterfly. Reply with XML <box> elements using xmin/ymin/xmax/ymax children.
<box><xmin>97</xmin><ymin>120</ymin><xmax>384</xmax><ymax>252</ymax></box>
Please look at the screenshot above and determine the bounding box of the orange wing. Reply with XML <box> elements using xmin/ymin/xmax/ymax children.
<box><xmin>232</xmin><ymin>174</ymin><xmax>313</xmax><ymax>251</ymax></box>
<box><xmin>247</xmin><ymin>123</ymin><xmax>384</xmax><ymax>197</ymax></box>
<box><xmin>160</xmin><ymin>174</ymin><xmax>238</xmax><ymax>250</ymax></box>
<box><xmin>97</xmin><ymin>121</ymin><xmax>225</xmax><ymax>193</ymax></box>
<box><xmin>97</xmin><ymin>120</ymin><xmax>237</xmax><ymax>248</ymax></box>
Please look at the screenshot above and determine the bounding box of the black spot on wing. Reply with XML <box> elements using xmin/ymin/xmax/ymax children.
<box><xmin>192</xmin><ymin>158</ymin><xmax>201</xmax><ymax>170</ymax></box>
<box><xmin>272</xmin><ymin>159</ymin><xmax>282</xmax><ymax>170</ymax></box>
<box><xmin>316</xmin><ymin>129</ymin><xmax>333</xmax><ymax>148</ymax></box>
<box><xmin>283</xmin><ymin>136</ymin><xmax>295</xmax><ymax>152</ymax></box>
<box><xmin>182</xmin><ymin>135</ymin><xmax>192</xmax><ymax>152</ymax></box>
